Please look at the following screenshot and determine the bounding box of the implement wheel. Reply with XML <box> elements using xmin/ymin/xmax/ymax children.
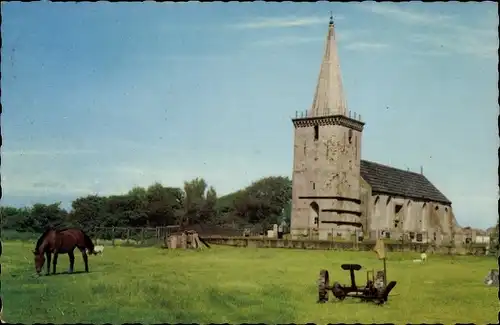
<box><xmin>318</xmin><ymin>269</ymin><xmax>330</xmax><ymax>303</ymax></box>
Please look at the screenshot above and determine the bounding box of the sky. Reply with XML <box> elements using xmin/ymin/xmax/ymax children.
<box><xmin>1</xmin><ymin>2</ymin><xmax>498</xmax><ymax>229</ymax></box>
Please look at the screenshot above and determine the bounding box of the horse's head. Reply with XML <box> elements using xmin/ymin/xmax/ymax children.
<box><xmin>33</xmin><ymin>250</ymin><xmax>45</xmax><ymax>274</ymax></box>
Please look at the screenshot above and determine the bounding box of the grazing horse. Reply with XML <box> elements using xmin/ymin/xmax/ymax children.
<box><xmin>33</xmin><ymin>228</ymin><xmax>97</xmax><ymax>275</ymax></box>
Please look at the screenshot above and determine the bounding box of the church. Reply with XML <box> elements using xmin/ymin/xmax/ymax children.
<box><xmin>290</xmin><ymin>17</ymin><xmax>458</xmax><ymax>244</ymax></box>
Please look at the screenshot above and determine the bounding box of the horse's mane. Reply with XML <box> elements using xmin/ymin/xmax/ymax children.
<box><xmin>35</xmin><ymin>228</ymin><xmax>55</xmax><ymax>251</ymax></box>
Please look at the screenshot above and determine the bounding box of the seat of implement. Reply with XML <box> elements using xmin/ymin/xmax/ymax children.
<box><xmin>341</xmin><ymin>264</ymin><xmax>362</xmax><ymax>271</ymax></box>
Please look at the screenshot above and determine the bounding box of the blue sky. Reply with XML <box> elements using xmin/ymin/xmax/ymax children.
<box><xmin>1</xmin><ymin>2</ymin><xmax>498</xmax><ymax>229</ymax></box>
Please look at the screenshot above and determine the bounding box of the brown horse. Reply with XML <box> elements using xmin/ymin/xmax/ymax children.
<box><xmin>33</xmin><ymin>228</ymin><xmax>97</xmax><ymax>275</ymax></box>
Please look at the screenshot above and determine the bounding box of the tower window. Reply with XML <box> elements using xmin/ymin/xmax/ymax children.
<box><xmin>348</xmin><ymin>129</ymin><xmax>353</xmax><ymax>144</ymax></box>
<box><xmin>312</xmin><ymin>182</ymin><xmax>315</xmax><ymax>190</ymax></box>
<box><xmin>314</xmin><ymin>125</ymin><xmax>319</xmax><ymax>141</ymax></box>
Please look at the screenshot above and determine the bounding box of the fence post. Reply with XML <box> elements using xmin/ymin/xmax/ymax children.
<box><xmin>140</xmin><ymin>228</ymin><xmax>145</xmax><ymax>245</ymax></box>
<box><xmin>111</xmin><ymin>227</ymin><xmax>115</xmax><ymax>246</ymax></box>
<box><xmin>126</xmin><ymin>228</ymin><xmax>130</xmax><ymax>245</ymax></box>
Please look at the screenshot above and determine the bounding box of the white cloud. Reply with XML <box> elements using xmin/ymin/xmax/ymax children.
<box><xmin>358</xmin><ymin>2</ymin><xmax>456</xmax><ymax>26</ymax></box>
<box><xmin>407</xmin><ymin>29</ymin><xmax>498</xmax><ymax>59</ymax></box>
<box><xmin>1</xmin><ymin>143</ymin><xmax>288</xmax><ymax>201</ymax></box>
<box><xmin>133</xmin><ymin>54</ymin><xmax>231</xmax><ymax>64</ymax></box>
<box><xmin>251</xmin><ymin>36</ymin><xmax>323</xmax><ymax>47</ymax></box>
<box><xmin>2</xmin><ymin>148</ymin><xmax>97</xmax><ymax>156</ymax></box>
<box><xmin>2</xmin><ymin>175</ymin><xmax>95</xmax><ymax>197</ymax></box>
<box><xmin>93</xmin><ymin>155</ymin><xmax>287</xmax><ymax>196</ymax></box>
<box><xmin>344</xmin><ymin>42</ymin><xmax>391</xmax><ymax>51</ymax></box>
<box><xmin>249</xmin><ymin>29</ymin><xmax>368</xmax><ymax>48</ymax></box>
<box><xmin>233</xmin><ymin>15</ymin><xmax>344</xmax><ymax>29</ymax></box>
<box><xmin>359</xmin><ymin>3</ymin><xmax>498</xmax><ymax>59</ymax></box>
<box><xmin>406</xmin><ymin>49</ymin><xmax>450</xmax><ymax>58</ymax></box>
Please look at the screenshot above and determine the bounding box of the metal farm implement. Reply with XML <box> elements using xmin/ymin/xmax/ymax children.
<box><xmin>317</xmin><ymin>239</ymin><xmax>397</xmax><ymax>305</ymax></box>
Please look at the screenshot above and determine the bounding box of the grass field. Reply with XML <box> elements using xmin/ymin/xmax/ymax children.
<box><xmin>2</xmin><ymin>240</ymin><xmax>498</xmax><ymax>324</ymax></box>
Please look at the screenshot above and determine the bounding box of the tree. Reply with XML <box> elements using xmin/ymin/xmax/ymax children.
<box><xmin>280</xmin><ymin>200</ymin><xmax>292</xmax><ymax>225</ymax></box>
<box><xmin>1</xmin><ymin>175</ymin><xmax>293</xmax><ymax>234</ymax></box>
<box><xmin>105</xmin><ymin>194</ymin><xmax>147</xmax><ymax>227</ymax></box>
<box><xmin>182</xmin><ymin>178</ymin><xmax>207</xmax><ymax>225</ymax></box>
<box><xmin>145</xmin><ymin>183</ymin><xmax>183</xmax><ymax>227</ymax></box>
<box><xmin>216</xmin><ymin>190</ymin><xmax>244</xmax><ymax>215</ymax></box>
<box><xmin>68</xmin><ymin>195</ymin><xmax>109</xmax><ymax>232</ymax></box>
<box><xmin>199</xmin><ymin>186</ymin><xmax>217</xmax><ymax>223</ymax></box>
<box><xmin>29</xmin><ymin>203</ymin><xmax>69</xmax><ymax>232</ymax></box>
<box><xmin>233</xmin><ymin>176</ymin><xmax>292</xmax><ymax>226</ymax></box>
<box><xmin>1</xmin><ymin>206</ymin><xmax>31</xmax><ymax>231</ymax></box>
<box><xmin>489</xmin><ymin>220</ymin><xmax>499</xmax><ymax>257</ymax></box>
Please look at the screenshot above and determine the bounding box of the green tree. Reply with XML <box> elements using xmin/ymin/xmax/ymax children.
<box><xmin>68</xmin><ymin>195</ymin><xmax>109</xmax><ymax>232</ymax></box>
<box><xmin>182</xmin><ymin>178</ymin><xmax>207</xmax><ymax>225</ymax></box>
<box><xmin>29</xmin><ymin>203</ymin><xmax>69</xmax><ymax>232</ymax></box>
<box><xmin>199</xmin><ymin>186</ymin><xmax>217</xmax><ymax>223</ymax></box>
<box><xmin>1</xmin><ymin>175</ymin><xmax>294</xmax><ymax>234</ymax></box>
<box><xmin>1</xmin><ymin>206</ymin><xmax>31</xmax><ymax>231</ymax></box>
<box><xmin>145</xmin><ymin>183</ymin><xmax>183</xmax><ymax>226</ymax></box>
<box><xmin>233</xmin><ymin>176</ymin><xmax>292</xmax><ymax>226</ymax></box>
<box><xmin>280</xmin><ymin>200</ymin><xmax>292</xmax><ymax>225</ymax></box>
<box><xmin>489</xmin><ymin>220</ymin><xmax>499</xmax><ymax>257</ymax></box>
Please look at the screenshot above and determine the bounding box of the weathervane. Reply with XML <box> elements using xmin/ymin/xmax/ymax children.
<box><xmin>329</xmin><ymin>11</ymin><xmax>334</xmax><ymax>25</ymax></box>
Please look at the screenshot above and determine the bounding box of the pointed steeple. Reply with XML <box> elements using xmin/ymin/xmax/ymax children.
<box><xmin>309</xmin><ymin>15</ymin><xmax>347</xmax><ymax>117</ymax></box>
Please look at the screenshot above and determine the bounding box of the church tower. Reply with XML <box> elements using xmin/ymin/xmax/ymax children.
<box><xmin>290</xmin><ymin>16</ymin><xmax>365</xmax><ymax>239</ymax></box>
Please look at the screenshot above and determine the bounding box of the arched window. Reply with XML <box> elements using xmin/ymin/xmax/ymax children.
<box><xmin>310</xmin><ymin>202</ymin><xmax>320</xmax><ymax>225</ymax></box>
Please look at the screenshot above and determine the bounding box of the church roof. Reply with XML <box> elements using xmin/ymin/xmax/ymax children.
<box><xmin>360</xmin><ymin>160</ymin><xmax>451</xmax><ymax>205</ymax></box>
<box><xmin>309</xmin><ymin>16</ymin><xmax>347</xmax><ymax>117</ymax></box>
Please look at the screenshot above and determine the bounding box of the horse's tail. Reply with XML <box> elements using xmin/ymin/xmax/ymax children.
<box><xmin>82</xmin><ymin>231</ymin><xmax>96</xmax><ymax>255</ymax></box>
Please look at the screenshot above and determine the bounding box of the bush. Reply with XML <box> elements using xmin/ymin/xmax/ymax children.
<box><xmin>1</xmin><ymin>230</ymin><xmax>40</xmax><ymax>242</ymax></box>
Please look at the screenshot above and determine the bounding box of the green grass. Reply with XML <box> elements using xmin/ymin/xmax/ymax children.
<box><xmin>2</xmin><ymin>240</ymin><xmax>498</xmax><ymax>324</ymax></box>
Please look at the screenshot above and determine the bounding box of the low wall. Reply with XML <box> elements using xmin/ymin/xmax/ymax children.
<box><xmin>204</xmin><ymin>236</ymin><xmax>487</xmax><ymax>255</ymax></box>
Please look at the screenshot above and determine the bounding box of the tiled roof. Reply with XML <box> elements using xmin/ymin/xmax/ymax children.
<box><xmin>360</xmin><ymin>160</ymin><xmax>451</xmax><ymax>205</ymax></box>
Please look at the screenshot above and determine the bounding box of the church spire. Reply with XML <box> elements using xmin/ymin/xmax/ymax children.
<box><xmin>309</xmin><ymin>15</ymin><xmax>347</xmax><ymax>117</ymax></box>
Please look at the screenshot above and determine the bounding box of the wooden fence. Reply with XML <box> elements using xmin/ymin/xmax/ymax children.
<box><xmin>94</xmin><ymin>226</ymin><xmax>180</xmax><ymax>247</ymax></box>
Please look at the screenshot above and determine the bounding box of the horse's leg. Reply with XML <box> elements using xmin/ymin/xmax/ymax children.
<box><xmin>68</xmin><ymin>250</ymin><xmax>75</xmax><ymax>273</ymax></box>
<box><xmin>52</xmin><ymin>251</ymin><xmax>59</xmax><ymax>275</ymax></box>
<box><xmin>45</xmin><ymin>251</ymin><xmax>52</xmax><ymax>276</ymax></box>
<box><xmin>80</xmin><ymin>248</ymin><xmax>89</xmax><ymax>272</ymax></box>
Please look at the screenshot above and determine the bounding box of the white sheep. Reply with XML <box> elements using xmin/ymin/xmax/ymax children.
<box><xmin>94</xmin><ymin>245</ymin><xmax>105</xmax><ymax>255</ymax></box>
<box><xmin>412</xmin><ymin>253</ymin><xmax>428</xmax><ymax>263</ymax></box>
<box><xmin>87</xmin><ymin>245</ymin><xmax>104</xmax><ymax>255</ymax></box>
